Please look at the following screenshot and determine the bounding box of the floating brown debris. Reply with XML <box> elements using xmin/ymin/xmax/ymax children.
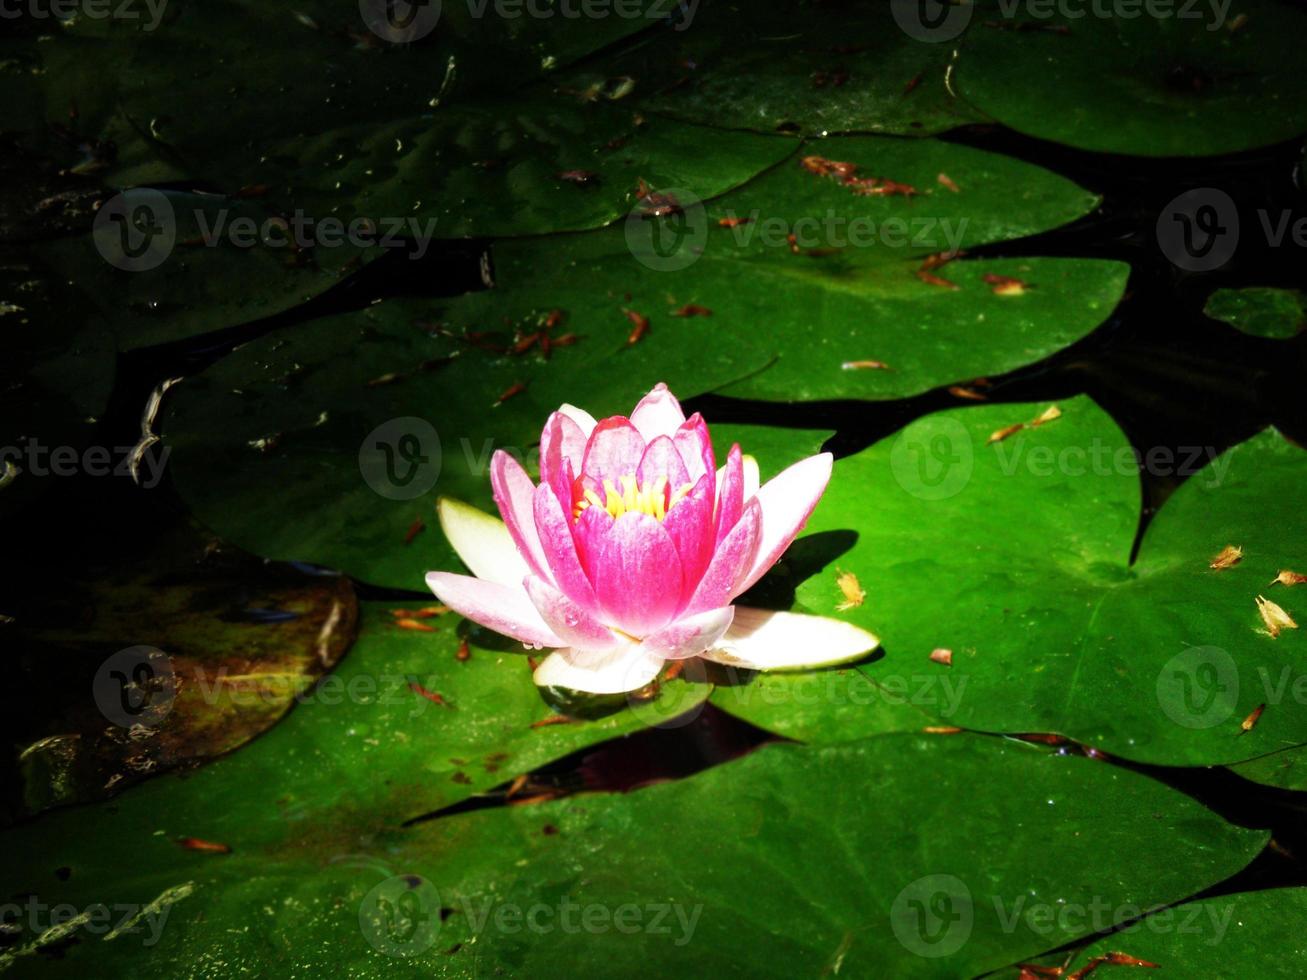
<box><xmin>670</xmin><ymin>304</ymin><xmax>712</xmax><ymax>318</ymax></box>
<box><xmin>915</xmin><ymin>268</ymin><xmax>959</xmax><ymax>290</ymax></box>
<box><xmin>456</xmin><ymin>637</ymin><xmax>470</xmax><ymax>662</ymax></box>
<box><xmin>176</xmin><ymin>837</ymin><xmax>231</xmax><ymax>854</ymax></box>
<box><xmin>718</xmin><ymin>216</ymin><xmax>752</xmax><ymax>228</ymax></box>
<box><xmin>556</xmin><ymin>169</ymin><xmax>600</xmax><ymax>187</ymax></box>
<box><xmin>404</xmin><ymin>518</ymin><xmax>426</xmax><ymax>546</ymax></box>
<box><xmin>495</xmin><ymin>381</ymin><xmax>526</xmax><ymax>405</ymax></box>
<box><xmin>937</xmin><ymin>172</ymin><xmax>960</xmax><ymax>193</ymax></box>
<box><xmin>841</xmin><ymin>360</ymin><xmax>891</xmax><ymax>371</ymax></box>
<box><xmin>1271</xmin><ymin>570</ymin><xmax>1307</xmax><ymax>586</ymax></box>
<box><xmin>923</xmin><ymin>725</ymin><xmax>963</xmax><ymax>734</ymax></box>
<box><xmin>623</xmin><ymin>308</ymin><xmax>650</xmax><ymax>345</ymax></box>
<box><xmin>409</xmin><ymin>682</ymin><xmax>452</xmax><ymax>707</ymax></box>
<box><xmin>929</xmin><ymin>648</ymin><xmax>953</xmax><ymax>666</ymax></box>
<box><xmin>529</xmin><ymin>715</ymin><xmax>575</xmax><ymax>729</ymax></box>
<box><xmin>1209</xmin><ymin>544</ymin><xmax>1244</xmax><ymax>570</ymax></box>
<box><xmin>395</xmin><ymin>618</ymin><xmax>437</xmax><ymax>633</ymax></box>
<box><xmin>948</xmin><ymin>385</ymin><xmax>988</xmax><ymax>401</ymax></box>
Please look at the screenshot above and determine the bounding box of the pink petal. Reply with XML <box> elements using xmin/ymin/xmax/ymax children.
<box><xmin>594</xmin><ymin>512</ymin><xmax>684</xmax><ymax>636</ymax></box>
<box><xmin>425</xmin><ymin>571</ymin><xmax>563</xmax><ymax>649</ymax></box>
<box><xmin>683</xmin><ymin>498</ymin><xmax>762</xmax><ymax>616</ymax></box>
<box><xmin>532</xmin><ymin>644</ymin><xmax>664</xmax><ymax>694</ymax></box>
<box><xmin>581</xmin><ymin>417</ymin><xmax>646</xmax><ymax>488</ymax></box>
<box><xmin>489</xmin><ymin>452</ymin><xmax>551</xmax><ymax>582</ymax></box>
<box><xmin>524</xmin><ymin>575</ymin><xmax>620</xmax><ymax>652</ymax></box>
<box><xmin>629</xmin><ymin>383</ymin><xmax>687</xmax><ymax>442</ymax></box>
<box><xmin>661</xmin><ymin>472</ymin><xmax>716</xmax><ymax>600</ymax></box>
<box><xmin>672</xmin><ymin>413</ymin><xmax>715</xmax><ymax>484</ymax></box>
<box><xmin>572</xmin><ymin>503</ymin><xmax>614</xmax><ymax>586</ymax></box>
<box><xmin>714</xmin><ymin>444</ymin><xmax>745</xmax><ymax>546</ymax></box>
<box><xmin>532</xmin><ymin>484</ymin><xmax>600</xmax><ymax>611</ymax></box>
<box><xmin>637</xmin><ymin>435</ymin><xmax>690</xmax><ymax>491</ymax></box>
<box><xmin>540</xmin><ymin>412</ymin><xmax>587</xmax><ymax>507</ymax></box>
<box><xmin>735</xmin><ymin>453</ymin><xmax>833</xmax><ymax>596</ymax></box>
<box><xmin>643</xmin><ymin>606</ymin><xmax>735</xmax><ymax>660</ymax></box>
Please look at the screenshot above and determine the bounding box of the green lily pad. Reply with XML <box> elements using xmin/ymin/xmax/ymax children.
<box><xmin>24</xmin><ymin>3</ymin><xmax>791</xmax><ymax>236</ymax></box>
<box><xmin>163</xmin><ymin>286</ymin><xmax>775</xmax><ymax>590</ymax></box>
<box><xmin>0</xmin><ymin>250</ymin><xmax>116</xmax><ymax>519</ymax></box>
<box><xmin>5</xmin><ymin>525</ymin><xmax>358</xmax><ymax>820</ymax></box>
<box><xmin>1230</xmin><ymin>743</ymin><xmax>1307</xmax><ymax>791</ymax></box>
<box><xmin>234</xmin><ymin>98</ymin><xmax>796</xmax><ymax>238</ymax></box>
<box><xmin>34</xmin><ymin>190</ymin><xmax>379</xmax><ymax>350</ymax></box>
<box><xmin>552</xmin><ymin>0</ymin><xmax>988</xmax><ymax>136</ymax></box>
<box><xmin>1054</xmin><ymin>889</ymin><xmax>1307</xmax><ymax>976</ymax></box>
<box><xmin>955</xmin><ymin>0</ymin><xmax>1307</xmax><ymax>157</ymax></box>
<box><xmin>790</xmin><ymin>396</ymin><xmax>1307</xmax><ymax>766</ymax></box>
<box><xmin>1205</xmin><ymin>287</ymin><xmax>1307</xmax><ymax>340</ymax></box>
<box><xmin>0</xmin><ymin>734</ymin><xmax>1265</xmax><ymax>977</ymax></box>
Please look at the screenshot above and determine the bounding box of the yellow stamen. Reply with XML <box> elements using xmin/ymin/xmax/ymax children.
<box><xmin>575</xmin><ymin>473</ymin><xmax>689</xmax><ymax>523</ymax></box>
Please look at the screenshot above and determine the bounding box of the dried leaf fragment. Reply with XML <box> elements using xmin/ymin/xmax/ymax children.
<box><xmin>177</xmin><ymin>837</ymin><xmax>232</xmax><ymax>854</ymax></box>
<box><xmin>929</xmin><ymin>648</ymin><xmax>953</xmax><ymax>666</ymax></box>
<box><xmin>495</xmin><ymin>381</ymin><xmax>526</xmax><ymax>405</ymax></box>
<box><xmin>1257</xmin><ymin>595</ymin><xmax>1298</xmax><ymax>637</ymax></box>
<box><xmin>937</xmin><ymin>172</ymin><xmax>960</xmax><ymax>193</ymax></box>
<box><xmin>1209</xmin><ymin>544</ymin><xmax>1243</xmax><ymax>570</ymax></box>
<box><xmin>1029</xmin><ymin>404</ymin><xmax>1062</xmax><ymax>427</ymax></box>
<box><xmin>1271</xmin><ymin>570</ymin><xmax>1307</xmax><ymax>586</ymax></box>
<box><xmin>404</xmin><ymin>518</ymin><xmax>426</xmax><ymax>545</ymax></box>
<box><xmin>988</xmin><ymin>423</ymin><xmax>1025</xmax><ymax>445</ymax></box>
<box><xmin>670</xmin><ymin>304</ymin><xmax>712</xmax><ymax>317</ymax></box>
<box><xmin>841</xmin><ymin>360</ymin><xmax>890</xmax><ymax>371</ymax></box>
<box><xmin>529</xmin><ymin>715</ymin><xmax>575</xmax><ymax>729</ymax></box>
<box><xmin>623</xmin><ymin>308</ymin><xmax>650</xmax><ymax>345</ymax></box>
<box><xmin>835</xmin><ymin>570</ymin><xmax>865</xmax><ymax>610</ymax></box>
<box><xmin>982</xmin><ymin>273</ymin><xmax>1029</xmax><ymax>296</ymax></box>
<box><xmin>1239</xmin><ymin>703</ymin><xmax>1266</xmax><ymax>734</ymax></box>
<box><xmin>395</xmin><ymin>618</ymin><xmax>437</xmax><ymax>633</ymax></box>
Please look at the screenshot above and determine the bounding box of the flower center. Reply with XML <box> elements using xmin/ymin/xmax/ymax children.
<box><xmin>574</xmin><ymin>474</ymin><xmax>695</xmax><ymax>522</ymax></box>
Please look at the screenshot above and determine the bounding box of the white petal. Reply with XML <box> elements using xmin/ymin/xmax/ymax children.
<box><xmin>437</xmin><ymin>497</ymin><xmax>531</xmax><ymax>588</ymax></box>
<box><xmin>532</xmin><ymin>643</ymin><xmax>665</xmax><ymax>694</ymax></box>
<box><xmin>557</xmin><ymin>403</ymin><xmax>598</xmax><ymax>437</ymax></box>
<box><xmin>742</xmin><ymin>453</ymin><xmax>760</xmax><ymax>501</ymax></box>
<box><xmin>702</xmin><ymin>608</ymin><xmax>878</xmax><ymax>671</ymax></box>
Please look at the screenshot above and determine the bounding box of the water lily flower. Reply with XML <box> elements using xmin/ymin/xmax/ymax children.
<box><xmin>426</xmin><ymin>383</ymin><xmax>878</xmax><ymax>694</ymax></box>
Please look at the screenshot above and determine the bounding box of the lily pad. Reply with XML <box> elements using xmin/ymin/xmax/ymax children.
<box><xmin>790</xmin><ymin>396</ymin><xmax>1307</xmax><ymax>766</ymax></box>
<box><xmin>1056</xmin><ymin>889</ymin><xmax>1307</xmax><ymax>976</ymax></box>
<box><xmin>34</xmin><ymin>190</ymin><xmax>379</xmax><ymax>350</ymax></box>
<box><xmin>162</xmin><ymin>288</ymin><xmax>775</xmax><ymax>590</ymax></box>
<box><xmin>552</xmin><ymin>0</ymin><xmax>989</xmax><ymax>136</ymax></box>
<box><xmin>1205</xmin><ymin>287</ymin><xmax>1307</xmax><ymax>340</ymax></box>
<box><xmin>0</xmin><ymin>251</ymin><xmax>116</xmax><ymax>518</ymax></box>
<box><xmin>229</xmin><ymin>98</ymin><xmax>796</xmax><ymax>238</ymax></box>
<box><xmin>0</xmin><ymin>734</ymin><xmax>1265</xmax><ymax>977</ymax></box>
<box><xmin>1230</xmin><ymin>744</ymin><xmax>1307</xmax><ymax>791</ymax></box>
<box><xmin>955</xmin><ymin>0</ymin><xmax>1307</xmax><ymax>157</ymax></box>
<box><xmin>5</xmin><ymin>526</ymin><xmax>358</xmax><ymax>820</ymax></box>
